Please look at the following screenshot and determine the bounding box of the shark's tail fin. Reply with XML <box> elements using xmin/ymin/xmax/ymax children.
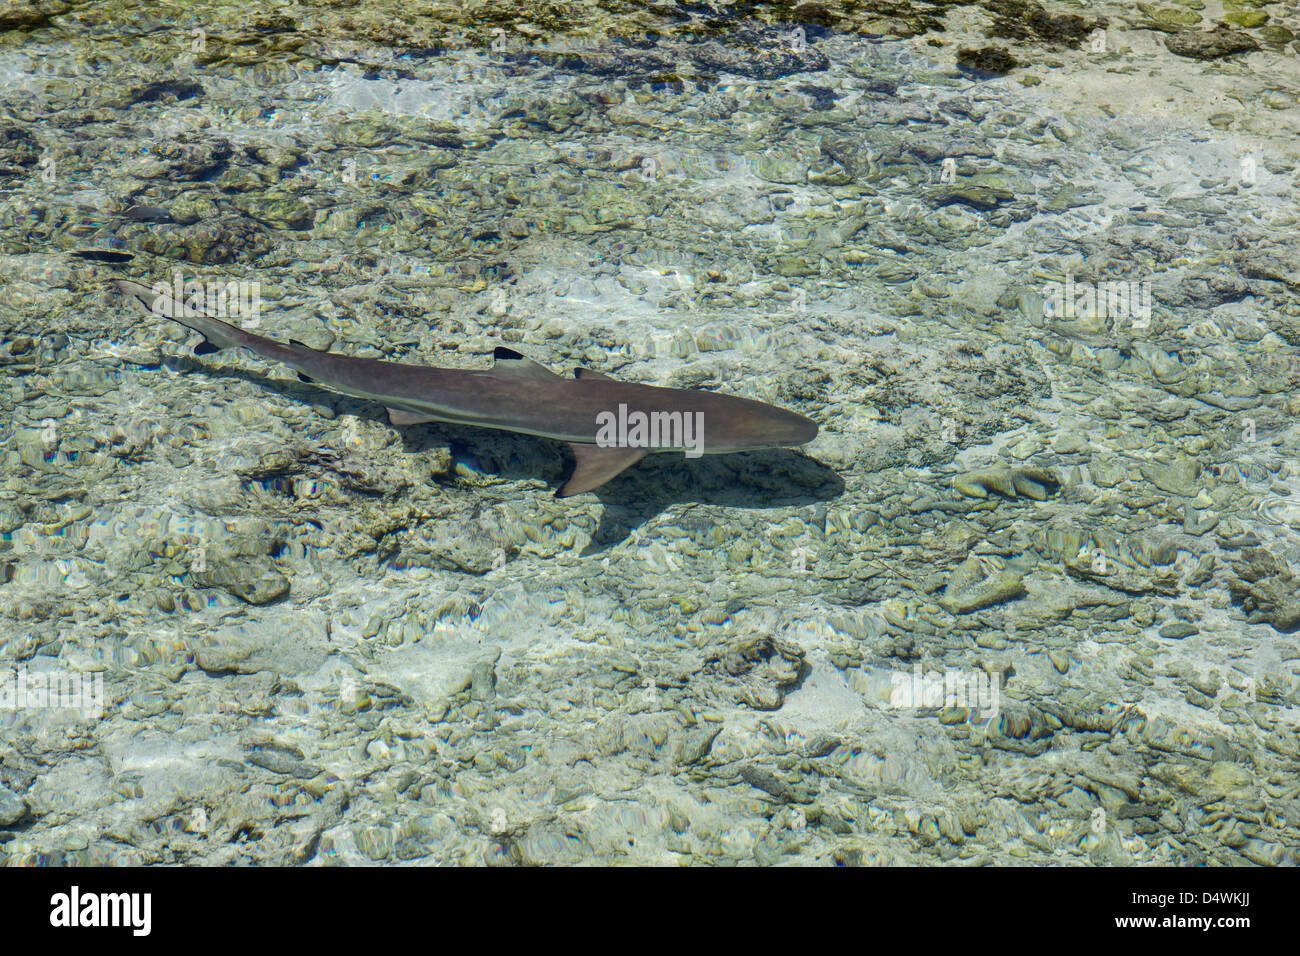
<box><xmin>112</xmin><ymin>279</ymin><xmax>246</xmax><ymax>354</ymax></box>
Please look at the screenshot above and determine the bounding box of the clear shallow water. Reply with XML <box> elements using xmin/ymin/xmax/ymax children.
<box><xmin>0</xmin><ymin>6</ymin><xmax>1298</xmax><ymax>865</ymax></box>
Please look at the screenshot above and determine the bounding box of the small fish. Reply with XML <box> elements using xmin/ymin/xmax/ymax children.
<box><xmin>72</xmin><ymin>249</ymin><xmax>135</xmax><ymax>263</ymax></box>
<box><xmin>121</xmin><ymin>204</ymin><xmax>174</xmax><ymax>223</ymax></box>
<box><xmin>112</xmin><ymin>279</ymin><xmax>819</xmax><ymax>496</ymax></box>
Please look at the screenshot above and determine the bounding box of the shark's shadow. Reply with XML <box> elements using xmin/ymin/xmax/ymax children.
<box><xmin>401</xmin><ymin>422</ymin><xmax>844</xmax><ymax>551</ymax></box>
<box><xmin>161</xmin><ymin>358</ymin><xmax>845</xmax><ymax>549</ymax></box>
<box><xmin>573</xmin><ymin>448</ymin><xmax>844</xmax><ymax>552</ymax></box>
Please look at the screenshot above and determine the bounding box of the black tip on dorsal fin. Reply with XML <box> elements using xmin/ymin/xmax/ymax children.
<box><xmin>193</xmin><ymin>340</ymin><xmax>221</xmax><ymax>355</ymax></box>
<box><xmin>491</xmin><ymin>346</ymin><xmax>562</xmax><ymax>381</ymax></box>
<box><xmin>289</xmin><ymin>338</ymin><xmax>315</xmax><ymax>351</ymax></box>
<box><xmin>297</xmin><ymin>371</ymin><xmax>314</xmax><ymax>383</ymax></box>
<box><xmin>574</xmin><ymin>367</ymin><xmax>615</xmax><ymax>382</ymax></box>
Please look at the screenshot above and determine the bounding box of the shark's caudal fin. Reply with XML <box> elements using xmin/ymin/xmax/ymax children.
<box><xmin>112</xmin><ymin>279</ymin><xmax>247</xmax><ymax>354</ymax></box>
<box><xmin>558</xmin><ymin>444</ymin><xmax>647</xmax><ymax>497</ymax></box>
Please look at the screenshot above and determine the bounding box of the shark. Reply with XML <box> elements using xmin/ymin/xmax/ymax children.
<box><xmin>111</xmin><ymin>279</ymin><xmax>819</xmax><ymax>497</ymax></box>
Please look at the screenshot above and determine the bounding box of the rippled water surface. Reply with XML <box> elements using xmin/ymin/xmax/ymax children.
<box><xmin>1</xmin><ymin>1</ymin><xmax>1299</xmax><ymax>866</ymax></box>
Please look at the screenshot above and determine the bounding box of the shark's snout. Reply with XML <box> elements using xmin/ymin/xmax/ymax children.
<box><xmin>788</xmin><ymin>414</ymin><xmax>819</xmax><ymax>446</ymax></box>
<box><xmin>768</xmin><ymin>408</ymin><xmax>818</xmax><ymax>447</ymax></box>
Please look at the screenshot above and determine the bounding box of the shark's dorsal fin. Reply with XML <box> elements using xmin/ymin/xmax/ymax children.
<box><xmin>558</xmin><ymin>443</ymin><xmax>648</xmax><ymax>497</ymax></box>
<box><xmin>574</xmin><ymin>367</ymin><xmax>615</xmax><ymax>381</ymax></box>
<box><xmin>493</xmin><ymin>346</ymin><xmax>560</xmax><ymax>381</ymax></box>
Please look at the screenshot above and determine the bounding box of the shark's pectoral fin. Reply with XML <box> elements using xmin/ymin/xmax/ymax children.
<box><xmin>558</xmin><ymin>444</ymin><xmax>648</xmax><ymax>497</ymax></box>
<box><xmin>387</xmin><ymin>407</ymin><xmax>439</xmax><ymax>426</ymax></box>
